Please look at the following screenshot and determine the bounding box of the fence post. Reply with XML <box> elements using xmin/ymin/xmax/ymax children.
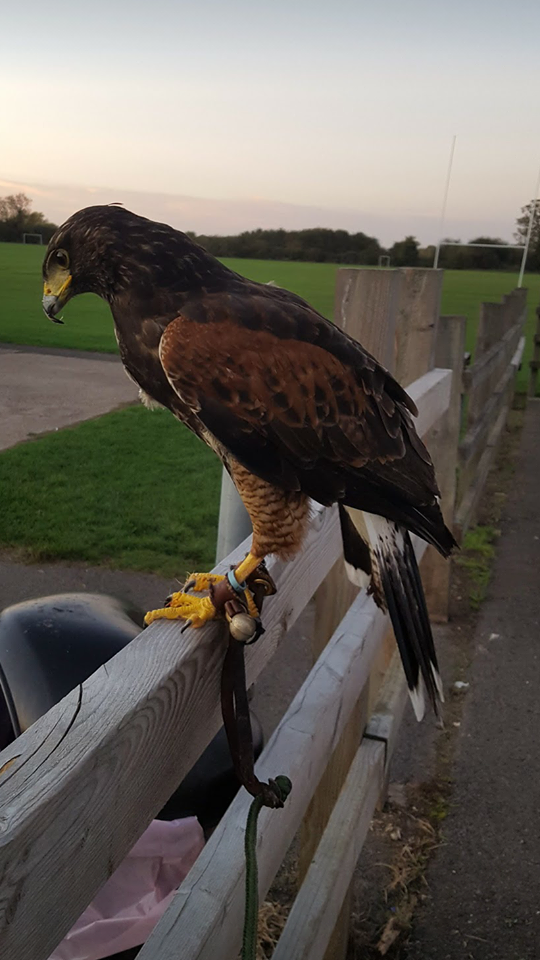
<box><xmin>367</xmin><ymin>269</ymin><xmax>443</xmax><ymax>711</ymax></box>
<box><xmin>215</xmin><ymin>470</ymin><xmax>251</xmax><ymax>563</ymax></box>
<box><xmin>420</xmin><ymin>316</ymin><xmax>466</xmax><ymax>620</ymax></box>
<box><xmin>299</xmin><ymin>267</ymin><xmax>443</xmax><ymax>960</ymax></box>
<box><xmin>395</xmin><ymin>268</ymin><xmax>443</xmax><ymax>385</ymax></box>
<box><xmin>529</xmin><ymin>305</ymin><xmax>540</xmax><ymax>397</ymax></box>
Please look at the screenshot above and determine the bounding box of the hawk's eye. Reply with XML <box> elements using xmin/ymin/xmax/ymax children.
<box><xmin>54</xmin><ymin>250</ymin><xmax>69</xmax><ymax>269</ymax></box>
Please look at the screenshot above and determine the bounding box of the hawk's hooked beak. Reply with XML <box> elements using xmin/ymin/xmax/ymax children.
<box><xmin>42</xmin><ymin>275</ymin><xmax>72</xmax><ymax>324</ymax></box>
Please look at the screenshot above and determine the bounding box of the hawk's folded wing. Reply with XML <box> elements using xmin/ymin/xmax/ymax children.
<box><xmin>158</xmin><ymin>289</ymin><xmax>448</xmax><ymax>549</ymax></box>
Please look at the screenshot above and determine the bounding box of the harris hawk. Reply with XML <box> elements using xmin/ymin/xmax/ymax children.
<box><xmin>42</xmin><ymin>205</ymin><xmax>455</xmax><ymax>720</ymax></box>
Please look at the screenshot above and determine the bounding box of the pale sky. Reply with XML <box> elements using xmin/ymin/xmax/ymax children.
<box><xmin>1</xmin><ymin>0</ymin><xmax>539</xmax><ymax>245</ymax></box>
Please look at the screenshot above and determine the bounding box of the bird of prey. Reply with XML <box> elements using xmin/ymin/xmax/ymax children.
<box><xmin>42</xmin><ymin>205</ymin><xmax>455</xmax><ymax>719</ymax></box>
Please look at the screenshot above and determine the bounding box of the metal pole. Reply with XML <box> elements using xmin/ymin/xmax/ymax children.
<box><xmin>433</xmin><ymin>134</ymin><xmax>457</xmax><ymax>269</ymax></box>
<box><xmin>215</xmin><ymin>468</ymin><xmax>252</xmax><ymax>563</ymax></box>
<box><xmin>518</xmin><ymin>161</ymin><xmax>540</xmax><ymax>288</ymax></box>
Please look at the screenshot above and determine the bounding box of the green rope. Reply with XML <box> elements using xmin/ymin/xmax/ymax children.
<box><xmin>242</xmin><ymin>775</ymin><xmax>292</xmax><ymax>960</ymax></box>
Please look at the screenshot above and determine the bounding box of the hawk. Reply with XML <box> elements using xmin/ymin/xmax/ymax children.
<box><xmin>42</xmin><ymin>206</ymin><xmax>455</xmax><ymax>719</ymax></box>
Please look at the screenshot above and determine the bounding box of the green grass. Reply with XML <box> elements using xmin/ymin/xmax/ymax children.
<box><xmin>0</xmin><ymin>243</ymin><xmax>115</xmax><ymax>352</ymax></box>
<box><xmin>1</xmin><ymin>242</ymin><xmax>538</xmax><ymax>390</ymax></box>
<box><xmin>0</xmin><ymin>244</ymin><xmax>343</xmax><ymax>353</ymax></box>
<box><xmin>0</xmin><ymin>406</ymin><xmax>221</xmax><ymax>575</ymax></box>
<box><xmin>455</xmin><ymin>524</ymin><xmax>499</xmax><ymax>609</ymax></box>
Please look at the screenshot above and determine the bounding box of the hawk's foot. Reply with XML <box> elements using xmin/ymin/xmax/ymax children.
<box><xmin>144</xmin><ymin>592</ymin><xmax>217</xmax><ymax>629</ymax></box>
<box><xmin>143</xmin><ymin>567</ymin><xmax>262</xmax><ymax>628</ymax></box>
<box><xmin>184</xmin><ymin>572</ymin><xmax>226</xmax><ymax>593</ymax></box>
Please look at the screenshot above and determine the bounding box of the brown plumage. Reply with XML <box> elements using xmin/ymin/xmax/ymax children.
<box><xmin>42</xmin><ymin>204</ymin><xmax>455</xmax><ymax>719</ymax></box>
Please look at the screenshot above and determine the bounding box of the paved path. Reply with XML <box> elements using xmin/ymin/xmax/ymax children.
<box><xmin>0</xmin><ymin>344</ymin><xmax>138</xmax><ymax>450</ymax></box>
<box><xmin>407</xmin><ymin>399</ymin><xmax>540</xmax><ymax>960</ymax></box>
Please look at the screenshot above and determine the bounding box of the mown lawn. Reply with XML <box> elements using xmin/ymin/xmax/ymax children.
<box><xmin>1</xmin><ymin>242</ymin><xmax>537</xmax><ymax>574</ymax></box>
<box><xmin>1</xmin><ymin>242</ymin><xmax>539</xmax><ymax>387</ymax></box>
<box><xmin>0</xmin><ymin>406</ymin><xmax>220</xmax><ymax>575</ymax></box>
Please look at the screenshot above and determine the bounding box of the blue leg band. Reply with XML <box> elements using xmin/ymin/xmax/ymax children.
<box><xmin>227</xmin><ymin>570</ymin><xmax>246</xmax><ymax>594</ymax></box>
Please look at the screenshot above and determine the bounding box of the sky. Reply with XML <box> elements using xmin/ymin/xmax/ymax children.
<box><xmin>1</xmin><ymin>0</ymin><xmax>540</xmax><ymax>245</ymax></box>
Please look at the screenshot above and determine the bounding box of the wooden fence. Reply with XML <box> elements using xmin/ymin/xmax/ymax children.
<box><xmin>455</xmin><ymin>288</ymin><xmax>527</xmax><ymax>539</ymax></box>
<box><xmin>528</xmin><ymin>301</ymin><xmax>540</xmax><ymax>397</ymax></box>
<box><xmin>0</xmin><ymin>270</ymin><xmax>526</xmax><ymax>960</ymax></box>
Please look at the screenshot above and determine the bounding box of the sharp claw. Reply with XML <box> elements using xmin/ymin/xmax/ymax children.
<box><xmin>184</xmin><ymin>580</ymin><xmax>195</xmax><ymax>593</ymax></box>
<box><xmin>181</xmin><ymin>619</ymin><xmax>193</xmax><ymax>634</ymax></box>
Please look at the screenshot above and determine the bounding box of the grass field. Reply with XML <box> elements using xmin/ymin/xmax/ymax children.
<box><xmin>0</xmin><ymin>407</ymin><xmax>220</xmax><ymax>575</ymax></box>
<box><xmin>1</xmin><ymin>241</ymin><xmax>537</xmax><ymax>575</ymax></box>
<box><xmin>1</xmin><ymin>242</ymin><xmax>539</xmax><ymax>379</ymax></box>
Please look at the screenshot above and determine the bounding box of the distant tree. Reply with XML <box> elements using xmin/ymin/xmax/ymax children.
<box><xmin>0</xmin><ymin>193</ymin><xmax>57</xmax><ymax>243</ymax></box>
<box><xmin>418</xmin><ymin>244</ymin><xmax>436</xmax><ymax>266</ymax></box>
<box><xmin>466</xmin><ymin>237</ymin><xmax>515</xmax><ymax>271</ymax></box>
<box><xmin>515</xmin><ymin>199</ymin><xmax>540</xmax><ymax>271</ymax></box>
<box><xmin>389</xmin><ymin>235</ymin><xmax>419</xmax><ymax>267</ymax></box>
<box><xmin>193</xmin><ymin>226</ymin><xmax>383</xmax><ymax>265</ymax></box>
<box><xmin>0</xmin><ymin>193</ymin><xmax>32</xmax><ymax>220</ymax></box>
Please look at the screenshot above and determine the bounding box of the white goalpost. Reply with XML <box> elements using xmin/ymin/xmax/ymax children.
<box><xmin>23</xmin><ymin>233</ymin><xmax>43</xmax><ymax>245</ymax></box>
<box><xmin>378</xmin><ymin>255</ymin><xmax>391</xmax><ymax>267</ymax></box>
<box><xmin>432</xmin><ymin>136</ymin><xmax>540</xmax><ymax>288</ymax></box>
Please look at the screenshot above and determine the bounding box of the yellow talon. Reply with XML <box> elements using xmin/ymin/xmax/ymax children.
<box><xmin>144</xmin><ymin>592</ymin><xmax>217</xmax><ymax>628</ymax></box>
<box><xmin>185</xmin><ymin>572</ymin><xmax>226</xmax><ymax>593</ymax></box>
<box><xmin>243</xmin><ymin>590</ymin><xmax>260</xmax><ymax>619</ymax></box>
<box><xmin>144</xmin><ymin>561</ymin><xmax>262</xmax><ymax>628</ymax></box>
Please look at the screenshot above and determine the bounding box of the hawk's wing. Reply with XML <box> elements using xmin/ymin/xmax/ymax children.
<box><xmin>158</xmin><ymin>289</ymin><xmax>447</xmax><ymax>549</ymax></box>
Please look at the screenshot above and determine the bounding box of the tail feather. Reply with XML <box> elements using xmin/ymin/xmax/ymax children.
<box><xmin>339</xmin><ymin>505</ymin><xmax>444</xmax><ymax>720</ymax></box>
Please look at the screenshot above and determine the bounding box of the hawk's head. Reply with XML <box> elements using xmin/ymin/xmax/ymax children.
<box><xmin>42</xmin><ymin>204</ymin><xmax>231</xmax><ymax>323</ymax></box>
<box><xmin>42</xmin><ymin>204</ymin><xmax>142</xmax><ymax>321</ymax></box>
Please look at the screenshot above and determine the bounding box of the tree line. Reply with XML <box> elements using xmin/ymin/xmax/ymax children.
<box><xmin>0</xmin><ymin>194</ymin><xmax>57</xmax><ymax>244</ymax></box>
<box><xmin>2</xmin><ymin>193</ymin><xmax>540</xmax><ymax>272</ymax></box>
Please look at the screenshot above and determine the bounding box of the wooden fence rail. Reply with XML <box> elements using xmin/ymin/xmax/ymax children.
<box><xmin>528</xmin><ymin>303</ymin><xmax>540</xmax><ymax>397</ymax></box>
<box><xmin>0</xmin><ymin>269</ymin><xmax>528</xmax><ymax>960</ymax></box>
<box><xmin>455</xmin><ymin>288</ymin><xmax>527</xmax><ymax>538</ymax></box>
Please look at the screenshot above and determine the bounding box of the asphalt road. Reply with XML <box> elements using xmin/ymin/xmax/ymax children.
<box><xmin>0</xmin><ymin>344</ymin><xmax>138</xmax><ymax>450</ymax></box>
<box><xmin>407</xmin><ymin>399</ymin><xmax>540</xmax><ymax>960</ymax></box>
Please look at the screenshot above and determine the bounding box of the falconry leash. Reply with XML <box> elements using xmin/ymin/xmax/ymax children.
<box><xmin>217</xmin><ymin>565</ymin><xmax>292</xmax><ymax>960</ymax></box>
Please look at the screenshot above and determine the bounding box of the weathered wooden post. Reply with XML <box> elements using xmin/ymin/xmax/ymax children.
<box><xmin>420</xmin><ymin>316</ymin><xmax>466</xmax><ymax>620</ymax></box>
<box><xmin>455</xmin><ymin>288</ymin><xmax>527</xmax><ymax>538</ymax></box>
<box><xmin>528</xmin><ymin>304</ymin><xmax>540</xmax><ymax>397</ymax></box>
<box><xmin>299</xmin><ymin>267</ymin><xmax>444</xmax><ymax>960</ymax></box>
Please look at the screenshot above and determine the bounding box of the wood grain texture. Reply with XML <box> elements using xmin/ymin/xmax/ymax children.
<box><xmin>271</xmin><ymin>741</ymin><xmax>385</xmax><ymax>960</ymax></box>
<box><xmin>407</xmin><ymin>368</ymin><xmax>452</xmax><ymax>438</ymax></box>
<box><xmin>272</xmin><ymin>652</ymin><xmax>413</xmax><ymax>960</ymax></box>
<box><xmin>394</xmin><ymin>268</ymin><xmax>443</xmax><ymax>387</ymax></box>
<box><xmin>456</xmin><ymin>336</ymin><xmax>525</xmax><ymax>537</ymax></box>
<box><xmin>528</xmin><ymin>306</ymin><xmax>540</xmax><ymax>397</ymax></box>
<box><xmin>138</xmin><ymin>590</ymin><xmax>391</xmax><ymax>960</ymax></box>
<box><xmin>0</xmin><ymin>505</ymin><xmax>341</xmax><ymax>960</ymax></box>
<box><xmin>309</xmin><ymin>266</ymin><xmax>403</xmax><ymax>959</ymax></box>
<box><xmin>365</xmin><ymin>649</ymin><xmax>411</xmax><ymax>766</ymax></box>
<box><xmin>334</xmin><ymin>268</ymin><xmax>403</xmax><ymax>370</ymax></box>
<box><xmin>299</xmin><ymin>558</ymin><xmax>361</xmax><ymax>960</ymax></box>
<box><xmin>419</xmin><ymin>317</ymin><xmax>466</xmax><ymax>619</ymax></box>
<box><xmin>466</xmin><ymin>322</ymin><xmax>523</xmax><ymax>425</ymax></box>
<box><xmin>301</xmin><ymin>267</ymin><xmax>440</xmax><ymax>960</ymax></box>
<box><xmin>458</xmin><ymin>336</ymin><xmax>526</xmax><ymax>520</ymax></box>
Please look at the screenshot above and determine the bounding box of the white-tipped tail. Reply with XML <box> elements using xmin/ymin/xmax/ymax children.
<box><xmin>344</xmin><ymin>559</ymin><xmax>370</xmax><ymax>590</ymax></box>
<box><xmin>408</xmin><ymin>680</ymin><xmax>426</xmax><ymax>722</ymax></box>
<box><xmin>339</xmin><ymin>506</ymin><xmax>444</xmax><ymax>720</ymax></box>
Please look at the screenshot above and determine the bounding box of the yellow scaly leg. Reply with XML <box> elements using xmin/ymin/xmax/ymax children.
<box><xmin>144</xmin><ymin>552</ymin><xmax>265</xmax><ymax>628</ymax></box>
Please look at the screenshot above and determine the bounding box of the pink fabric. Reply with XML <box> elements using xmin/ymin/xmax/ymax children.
<box><xmin>49</xmin><ymin>817</ymin><xmax>205</xmax><ymax>960</ymax></box>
